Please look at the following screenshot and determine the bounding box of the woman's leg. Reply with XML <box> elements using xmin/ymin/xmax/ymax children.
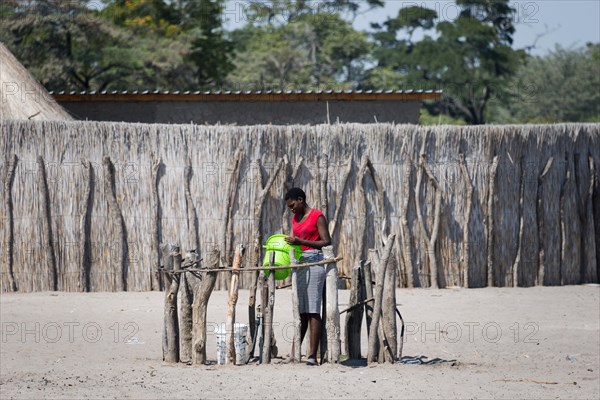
<box><xmin>300</xmin><ymin>313</ymin><xmax>309</xmax><ymax>343</ymax></box>
<box><xmin>307</xmin><ymin>313</ymin><xmax>321</xmax><ymax>358</ymax></box>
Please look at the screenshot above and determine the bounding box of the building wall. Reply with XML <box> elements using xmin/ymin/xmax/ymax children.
<box><xmin>58</xmin><ymin>100</ymin><xmax>421</xmax><ymax>124</ymax></box>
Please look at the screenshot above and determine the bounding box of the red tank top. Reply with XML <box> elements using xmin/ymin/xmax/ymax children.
<box><xmin>292</xmin><ymin>209</ymin><xmax>324</xmax><ymax>250</ymax></box>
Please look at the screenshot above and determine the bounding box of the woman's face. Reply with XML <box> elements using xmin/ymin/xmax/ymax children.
<box><xmin>286</xmin><ymin>197</ymin><xmax>304</xmax><ymax>214</ymax></box>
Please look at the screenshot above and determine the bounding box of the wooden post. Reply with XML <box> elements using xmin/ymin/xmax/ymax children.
<box><xmin>103</xmin><ymin>156</ymin><xmax>128</xmax><ymax>292</ymax></box>
<box><xmin>382</xmin><ymin>255</ymin><xmax>398</xmax><ymax>363</ymax></box>
<box><xmin>261</xmin><ymin>276</ymin><xmax>269</xmax><ymax>363</ymax></box>
<box><xmin>399</xmin><ymin>160</ymin><xmax>414</xmax><ymax>288</ymax></box>
<box><xmin>150</xmin><ymin>156</ymin><xmax>163</xmax><ymax>291</ymax></box>
<box><xmin>323</xmin><ymin>245</ymin><xmax>340</xmax><ymax>363</ymax></box>
<box><xmin>328</xmin><ymin>160</ymin><xmax>352</xmax><ymax>237</ymax></box>
<box><xmin>319</xmin><ymin>154</ymin><xmax>329</xmax><ymax>217</ymax></box>
<box><xmin>226</xmin><ymin>244</ymin><xmax>245</xmax><ymax>365</ymax></box>
<box><xmin>344</xmin><ymin>261</ymin><xmax>364</xmax><ymax>359</ymax></box>
<box><xmin>246</xmin><ymin>270</ymin><xmax>265</xmax><ymax>363</ymax></box>
<box><xmin>183</xmin><ymin>161</ymin><xmax>199</xmax><ymax>268</ymax></box>
<box><xmin>459</xmin><ymin>153</ymin><xmax>473</xmax><ymax>288</ymax></box>
<box><xmin>37</xmin><ymin>156</ymin><xmax>57</xmax><ymax>291</ymax></box>
<box><xmin>367</xmin><ymin>234</ymin><xmax>396</xmax><ymax>364</ymax></box>
<box><xmin>192</xmin><ymin>248</ymin><xmax>220</xmax><ymax>365</ymax></box>
<box><xmin>4</xmin><ymin>154</ymin><xmax>18</xmax><ymax>292</ymax></box>
<box><xmin>487</xmin><ymin>155</ymin><xmax>499</xmax><ymax>287</ymax></box>
<box><xmin>512</xmin><ymin>156</ymin><xmax>526</xmax><ymax>287</ymax></box>
<box><xmin>536</xmin><ymin>156</ymin><xmax>554</xmax><ymax>286</ymax></box>
<box><xmin>262</xmin><ymin>251</ymin><xmax>276</xmax><ymax>363</ymax></box>
<box><xmin>290</xmin><ymin>249</ymin><xmax>301</xmax><ymax>363</ymax></box>
<box><xmin>220</xmin><ymin>150</ymin><xmax>243</xmax><ymax>291</ymax></box>
<box><xmin>160</xmin><ymin>244</ymin><xmax>172</xmax><ymax>356</ymax></box>
<box><xmin>179</xmin><ymin>271</ymin><xmax>194</xmax><ymax>363</ymax></box>
<box><xmin>582</xmin><ymin>157</ymin><xmax>597</xmax><ymax>283</ymax></box>
<box><xmin>357</xmin><ymin>156</ymin><xmax>370</xmax><ymax>262</ymax></box>
<box><xmin>363</xmin><ymin>260</ymin><xmax>375</xmax><ymax>339</ymax></box>
<box><xmin>179</xmin><ymin>250</ymin><xmax>200</xmax><ymax>364</ymax></box>
<box><xmin>319</xmin><ymin>280</ymin><xmax>328</xmax><ymax>364</ymax></box>
<box><xmin>163</xmin><ymin>247</ymin><xmax>181</xmax><ymax>363</ymax></box>
<box><xmin>369</xmin><ymin>249</ymin><xmax>386</xmax><ymax>362</ymax></box>
<box><xmin>247</xmin><ymin>269</ymin><xmax>259</xmax><ymax>355</ymax></box>
<box><xmin>366</xmin><ymin>158</ymin><xmax>389</xmax><ymax>246</ymax></box>
<box><xmin>79</xmin><ymin>160</ymin><xmax>94</xmax><ymax>292</ymax></box>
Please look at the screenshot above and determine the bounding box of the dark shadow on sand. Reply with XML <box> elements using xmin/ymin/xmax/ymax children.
<box><xmin>339</xmin><ymin>355</ymin><xmax>458</xmax><ymax>368</ymax></box>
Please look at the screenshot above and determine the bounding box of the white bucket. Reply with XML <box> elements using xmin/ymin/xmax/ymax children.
<box><xmin>215</xmin><ymin>323</ymin><xmax>248</xmax><ymax>365</ymax></box>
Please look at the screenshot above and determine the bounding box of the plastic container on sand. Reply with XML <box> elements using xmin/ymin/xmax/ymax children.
<box><xmin>215</xmin><ymin>323</ymin><xmax>248</xmax><ymax>365</ymax></box>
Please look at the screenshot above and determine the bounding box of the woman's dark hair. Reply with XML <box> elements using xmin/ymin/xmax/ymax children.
<box><xmin>285</xmin><ymin>187</ymin><xmax>306</xmax><ymax>202</ymax></box>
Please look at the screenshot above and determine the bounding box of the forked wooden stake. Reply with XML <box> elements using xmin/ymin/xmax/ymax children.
<box><xmin>226</xmin><ymin>244</ymin><xmax>245</xmax><ymax>365</ymax></box>
<box><xmin>192</xmin><ymin>248</ymin><xmax>220</xmax><ymax>365</ymax></box>
<box><xmin>367</xmin><ymin>234</ymin><xmax>396</xmax><ymax>364</ymax></box>
<box><xmin>163</xmin><ymin>248</ymin><xmax>181</xmax><ymax>363</ymax></box>
<box><xmin>344</xmin><ymin>261</ymin><xmax>364</xmax><ymax>359</ymax></box>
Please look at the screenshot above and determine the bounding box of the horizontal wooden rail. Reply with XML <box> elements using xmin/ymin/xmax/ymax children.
<box><xmin>159</xmin><ymin>256</ymin><xmax>343</xmax><ymax>274</ymax></box>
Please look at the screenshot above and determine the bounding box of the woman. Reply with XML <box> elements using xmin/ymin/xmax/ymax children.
<box><xmin>284</xmin><ymin>187</ymin><xmax>331</xmax><ymax>366</ymax></box>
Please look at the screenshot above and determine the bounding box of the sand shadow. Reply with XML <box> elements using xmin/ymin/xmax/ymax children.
<box><xmin>340</xmin><ymin>358</ymin><xmax>368</xmax><ymax>368</ymax></box>
<box><xmin>339</xmin><ymin>355</ymin><xmax>458</xmax><ymax>368</ymax></box>
<box><xmin>398</xmin><ymin>355</ymin><xmax>457</xmax><ymax>365</ymax></box>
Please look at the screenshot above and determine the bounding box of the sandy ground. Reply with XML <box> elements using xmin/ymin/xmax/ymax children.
<box><xmin>1</xmin><ymin>286</ymin><xmax>598</xmax><ymax>399</ymax></box>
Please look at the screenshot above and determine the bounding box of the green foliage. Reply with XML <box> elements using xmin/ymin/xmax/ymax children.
<box><xmin>227</xmin><ymin>25</ymin><xmax>309</xmax><ymax>90</ymax></box>
<box><xmin>101</xmin><ymin>0</ymin><xmax>234</xmax><ymax>87</ymax></box>
<box><xmin>419</xmin><ymin>107</ymin><xmax>466</xmax><ymax>125</ymax></box>
<box><xmin>1</xmin><ymin>0</ymin><xmax>137</xmax><ymax>91</ymax></box>
<box><xmin>228</xmin><ymin>12</ymin><xmax>370</xmax><ymax>90</ymax></box>
<box><xmin>365</xmin><ymin>0</ymin><xmax>526</xmax><ymax>124</ymax></box>
<box><xmin>243</xmin><ymin>0</ymin><xmax>383</xmax><ymax>25</ymax></box>
<box><xmin>0</xmin><ymin>0</ymin><xmax>231</xmax><ymax>90</ymax></box>
<box><xmin>101</xmin><ymin>0</ymin><xmax>181</xmax><ymax>36</ymax></box>
<box><xmin>185</xmin><ymin>0</ymin><xmax>234</xmax><ymax>87</ymax></box>
<box><xmin>491</xmin><ymin>44</ymin><xmax>600</xmax><ymax>123</ymax></box>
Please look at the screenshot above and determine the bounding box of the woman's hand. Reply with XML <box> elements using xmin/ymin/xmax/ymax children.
<box><xmin>285</xmin><ymin>235</ymin><xmax>301</xmax><ymax>245</ymax></box>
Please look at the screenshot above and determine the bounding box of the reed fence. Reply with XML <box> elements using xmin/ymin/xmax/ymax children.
<box><xmin>1</xmin><ymin>121</ymin><xmax>598</xmax><ymax>292</ymax></box>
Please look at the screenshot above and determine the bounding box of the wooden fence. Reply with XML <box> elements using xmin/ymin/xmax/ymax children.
<box><xmin>1</xmin><ymin>121</ymin><xmax>598</xmax><ymax>292</ymax></box>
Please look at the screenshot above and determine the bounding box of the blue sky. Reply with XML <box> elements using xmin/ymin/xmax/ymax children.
<box><xmin>223</xmin><ymin>1</ymin><xmax>600</xmax><ymax>55</ymax></box>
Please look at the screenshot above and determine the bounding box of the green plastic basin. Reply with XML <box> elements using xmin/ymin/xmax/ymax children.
<box><xmin>262</xmin><ymin>234</ymin><xmax>302</xmax><ymax>280</ymax></box>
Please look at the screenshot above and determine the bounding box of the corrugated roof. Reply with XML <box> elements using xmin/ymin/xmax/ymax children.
<box><xmin>51</xmin><ymin>89</ymin><xmax>442</xmax><ymax>102</ymax></box>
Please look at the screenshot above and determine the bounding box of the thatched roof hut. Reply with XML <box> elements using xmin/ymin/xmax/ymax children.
<box><xmin>0</xmin><ymin>42</ymin><xmax>72</xmax><ymax>121</ymax></box>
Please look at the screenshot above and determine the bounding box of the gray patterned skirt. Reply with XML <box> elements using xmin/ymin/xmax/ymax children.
<box><xmin>297</xmin><ymin>250</ymin><xmax>326</xmax><ymax>314</ymax></box>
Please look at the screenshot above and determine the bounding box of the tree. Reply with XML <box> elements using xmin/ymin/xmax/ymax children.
<box><xmin>185</xmin><ymin>0</ymin><xmax>234</xmax><ymax>87</ymax></box>
<box><xmin>102</xmin><ymin>0</ymin><xmax>235</xmax><ymax>88</ymax></box>
<box><xmin>365</xmin><ymin>0</ymin><xmax>526</xmax><ymax>124</ymax></box>
<box><xmin>493</xmin><ymin>44</ymin><xmax>600</xmax><ymax>123</ymax></box>
<box><xmin>1</xmin><ymin>1</ymin><xmax>133</xmax><ymax>90</ymax></box>
<box><xmin>0</xmin><ymin>0</ymin><xmax>196</xmax><ymax>91</ymax></box>
<box><xmin>227</xmin><ymin>24</ymin><xmax>310</xmax><ymax>90</ymax></box>
<box><xmin>228</xmin><ymin>12</ymin><xmax>370</xmax><ymax>90</ymax></box>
